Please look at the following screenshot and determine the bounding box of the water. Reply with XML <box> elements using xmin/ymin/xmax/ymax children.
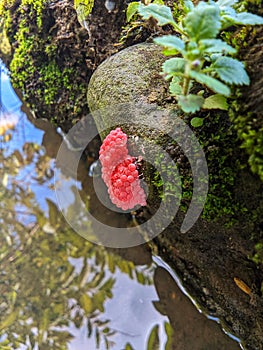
<box><xmin>0</xmin><ymin>62</ymin><xmax>241</xmax><ymax>350</ymax></box>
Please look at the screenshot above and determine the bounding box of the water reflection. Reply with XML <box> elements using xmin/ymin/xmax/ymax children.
<box><xmin>0</xmin><ymin>62</ymin><xmax>241</xmax><ymax>350</ymax></box>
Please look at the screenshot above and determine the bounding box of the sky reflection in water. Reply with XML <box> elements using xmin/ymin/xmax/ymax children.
<box><xmin>0</xmin><ymin>62</ymin><xmax>241</xmax><ymax>350</ymax></box>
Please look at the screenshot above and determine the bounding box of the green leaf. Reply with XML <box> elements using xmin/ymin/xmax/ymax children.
<box><xmin>234</xmin><ymin>12</ymin><xmax>263</xmax><ymax>25</ymax></box>
<box><xmin>200</xmin><ymin>39</ymin><xmax>236</xmax><ymax>54</ymax></box>
<box><xmin>0</xmin><ymin>309</ymin><xmax>19</xmax><ymax>331</ymax></box>
<box><xmin>74</xmin><ymin>0</ymin><xmax>94</xmax><ymax>25</ymax></box>
<box><xmin>184</xmin><ymin>2</ymin><xmax>221</xmax><ymax>41</ymax></box>
<box><xmin>162</xmin><ymin>48</ymin><xmax>181</xmax><ymax>56</ymax></box>
<box><xmin>153</xmin><ymin>0</ymin><xmax>164</xmax><ymax>4</ymax></box>
<box><xmin>191</xmin><ymin>117</ymin><xmax>204</xmax><ymax>127</ymax></box>
<box><xmin>154</xmin><ymin>35</ymin><xmax>185</xmax><ymax>53</ymax></box>
<box><xmin>183</xmin><ymin>0</ymin><xmax>194</xmax><ymax>12</ymax></box>
<box><xmin>177</xmin><ymin>94</ymin><xmax>205</xmax><ymax>113</ymax></box>
<box><xmin>220</xmin><ymin>7</ymin><xmax>238</xmax><ymax>29</ymax></box>
<box><xmin>79</xmin><ymin>293</ymin><xmax>94</xmax><ymax>314</ymax></box>
<box><xmin>203</xmin><ymin>94</ymin><xmax>228</xmax><ymax>110</ymax></box>
<box><xmin>189</xmin><ymin>70</ymin><xmax>231</xmax><ymax>96</ymax></box>
<box><xmin>211</xmin><ymin>56</ymin><xmax>250</xmax><ymax>85</ymax></box>
<box><xmin>46</xmin><ymin>199</ymin><xmax>60</xmax><ymax>226</ymax></box>
<box><xmin>147</xmin><ymin>325</ymin><xmax>160</xmax><ymax>350</ymax></box>
<box><xmin>138</xmin><ymin>3</ymin><xmax>176</xmax><ymax>26</ymax></box>
<box><xmin>164</xmin><ymin>322</ymin><xmax>174</xmax><ymax>350</ymax></box>
<box><xmin>162</xmin><ymin>57</ymin><xmax>186</xmax><ymax>75</ymax></box>
<box><xmin>216</xmin><ymin>0</ymin><xmax>238</xmax><ymax>8</ymax></box>
<box><xmin>126</xmin><ymin>2</ymin><xmax>139</xmax><ymax>22</ymax></box>
<box><xmin>169</xmin><ymin>76</ymin><xmax>183</xmax><ymax>95</ymax></box>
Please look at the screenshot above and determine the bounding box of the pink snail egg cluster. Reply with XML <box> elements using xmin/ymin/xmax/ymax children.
<box><xmin>99</xmin><ymin>127</ymin><xmax>146</xmax><ymax>210</ymax></box>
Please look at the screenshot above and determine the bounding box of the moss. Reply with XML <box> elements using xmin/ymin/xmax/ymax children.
<box><xmin>0</xmin><ymin>2</ymin><xmax>11</xmax><ymax>58</ymax></box>
<box><xmin>1</xmin><ymin>0</ymin><xmax>90</xmax><ymax>126</ymax></box>
<box><xmin>230</xmin><ymin>107</ymin><xmax>263</xmax><ymax>181</ymax></box>
<box><xmin>143</xmin><ymin>111</ymin><xmax>245</xmax><ymax>226</ymax></box>
<box><xmin>221</xmin><ymin>1</ymin><xmax>263</xmax><ymax>182</ymax></box>
<box><xmin>251</xmin><ymin>242</ymin><xmax>263</xmax><ymax>265</ymax></box>
<box><xmin>88</xmin><ymin>41</ymin><xmax>262</xmax><ymax>228</ymax></box>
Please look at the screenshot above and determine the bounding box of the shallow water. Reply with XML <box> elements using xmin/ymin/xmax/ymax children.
<box><xmin>0</xmin><ymin>63</ymin><xmax>241</xmax><ymax>350</ymax></box>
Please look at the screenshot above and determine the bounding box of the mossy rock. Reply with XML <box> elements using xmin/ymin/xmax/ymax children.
<box><xmin>87</xmin><ymin>43</ymin><xmax>170</xmax><ymax>120</ymax></box>
<box><xmin>87</xmin><ymin>42</ymin><xmax>263</xmax><ymax>350</ymax></box>
<box><xmin>87</xmin><ymin>42</ymin><xmax>261</xmax><ymax>228</ymax></box>
<box><xmin>88</xmin><ymin>43</ymin><xmax>188</xmax><ymax>214</ymax></box>
<box><xmin>1</xmin><ymin>0</ymin><xmax>127</xmax><ymax>128</ymax></box>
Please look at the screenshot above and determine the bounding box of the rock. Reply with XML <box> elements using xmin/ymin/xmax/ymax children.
<box><xmin>87</xmin><ymin>43</ymin><xmax>172</xmax><ymax>132</ymax></box>
<box><xmin>87</xmin><ymin>41</ymin><xmax>263</xmax><ymax>350</ymax></box>
<box><xmin>88</xmin><ymin>43</ymin><xmax>168</xmax><ymax>110</ymax></box>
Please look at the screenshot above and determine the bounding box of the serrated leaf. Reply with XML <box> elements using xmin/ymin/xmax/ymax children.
<box><xmin>189</xmin><ymin>70</ymin><xmax>231</xmax><ymax>96</ymax></box>
<box><xmin>184</xmin><ymin>2</ymin><xmax>221</xmax><ymax>41</ymax></box>
<box><xmin>147</xmin><ymin>325</ymin><xmax>160</xmax><ymax>350</ymax></box>
<box><xmin>183</xmin><ymin>0</ymin><xmax>194</xmax><ymax>12</ymax></box>
<box><xmin>220</xmin><ymin>7</ymin><xmax>238</xmax><ymax>28</ymax></box>
<box><xmin>203</xmin><ymin>94</ymin><xmax>228</xmax><ymax>110</ymax></box>
<box><xmin>211</xmin><ymin>56</ymin><xmax>250</xmax><ymax>85</ymax></box>
<box><xmin>216</xmin><ymin>0</ymin><xmax>238</xmax><ymax>8</ymax></box>
<box><xmin>234</xmin><ymin>12</ymin><xmax>263</xmax><ymax>25</ymax></box>
<box><xmin>138</xmin><ymin>3</ymin><xmax>176</xmax><ymax>26</ymax></box>
<box><xmin>191</xmin><ymin>117</ymin><xmax>204</xmax><ymax>127</ymax></box>
<box><xmin>177</xmin><ymin>94</ymin><xmax>205</xmax><ymax>113</ymax></box>
<box><xmin>126</xmin><ymin>2</ymin><xmax>139</xmax><ymax>22</ymax></box>
<box><xmin>200</xmin><ymin>39</ymin><xmax>236</xmax><ymax>54</ymax></box>
<box><xmin>169</xmin><ymin>76</ymin><xmax>183</xmax><ymax>95</ymax></box>
<box><xmin>154</xmin><ymin>35</ymin><xmax>185</xmax><ymax>53</ymax></box>
<box><xmin>162</xmin><ymin>57</ymin><xmax>186</xmax><ymax>75</ymax></box>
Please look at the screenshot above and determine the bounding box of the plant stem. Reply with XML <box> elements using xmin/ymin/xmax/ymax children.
<box><xmin>182</xmin><ymin>76</ymin><xmax>191</xmax><ymax>95</ymax></box>
<box><xmin>171</xmin><ymin>22</ymin><xmax>186</xmax><ymax>36</ymax></box>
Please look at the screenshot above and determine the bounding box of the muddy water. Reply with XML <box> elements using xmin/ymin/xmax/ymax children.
<box><xmin>0</xmin><ymin>63</ymin><xmax>241</xmax><ymax>350</ymax></box>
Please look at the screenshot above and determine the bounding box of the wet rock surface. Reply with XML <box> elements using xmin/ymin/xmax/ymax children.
<box><xmin>87</xmin><ymin>43</ymin><xmax>263</xmax><ymax>350</ymax></box>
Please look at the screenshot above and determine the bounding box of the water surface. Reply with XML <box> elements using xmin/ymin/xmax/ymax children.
<box><xmin>0</xmin><ymin>62</ymin><xmax>241</xmax><ymax>350</ymax></box>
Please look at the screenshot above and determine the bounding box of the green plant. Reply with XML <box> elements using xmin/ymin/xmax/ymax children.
<box><xmin>128</xmin><ymin>0</ymin><xmax>263</xmax><ymax>125</ymax></box>
<box><xmin>74</xmin><ymin>0</ymin><xmax>94</xmax><ymax>29</ymax></box>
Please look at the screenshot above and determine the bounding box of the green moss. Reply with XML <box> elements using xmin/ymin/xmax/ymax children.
<box><xmin>20</xmin><ymin>0</ymin><xmax>45</xmax><ymax>28</ymax></box>
<box><xmin>9</xmin><ymin>18</ymin><xmax>35</xmax><ymax>95</ymax></box>
<box><xmin>232</xmin><ymin>111</ymin><xmax>263</xmax><ymax>181</ymax></box>
<box><xmin>2</xmin><ymin>0</ymin><xmax>89</xmax><ymax>125</ymax></box>
<box><xmin>221</xmin><ymin>0</ymin><xmax>263</xmax><ymax>181</ymax></box>
<box><xmin>0</xmin><ymin>10</ymin><xmax>11</xmax><ymax>57</ymax></box>
<box><xmin>147</xmin><ymin>113</ymin><xmax>245</xmax><ymax>226</ymax></box>
<box><xmin>251</xmin><ymin>242</ymin><xmax>263</xmax><ymax>265</ymax></box>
